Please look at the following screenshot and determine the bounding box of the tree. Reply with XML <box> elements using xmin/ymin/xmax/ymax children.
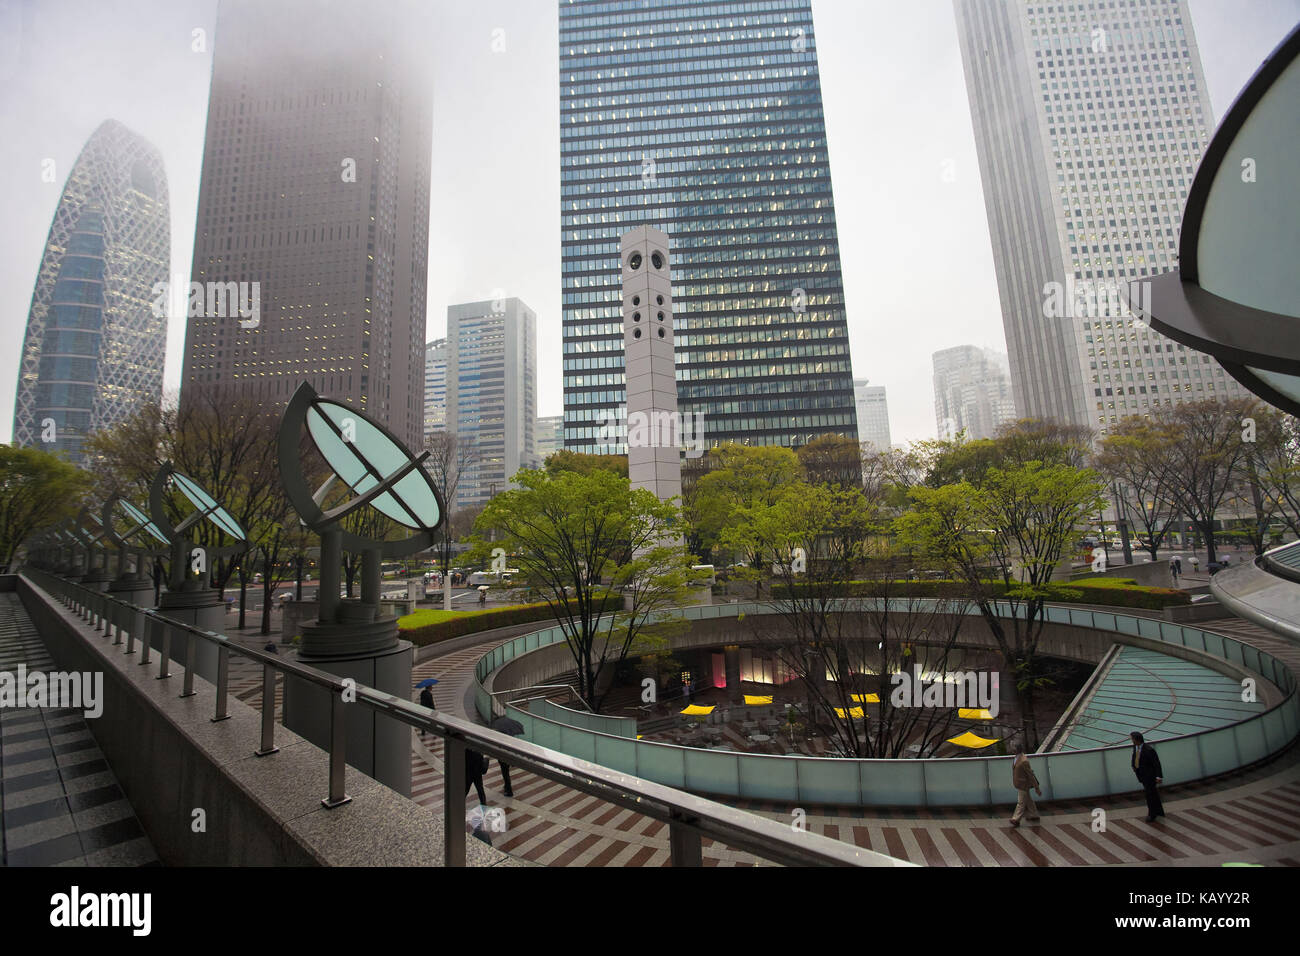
<box><xmin>0</xmin><ymin>446</ymin><xmax>90</xmax><ymax>571</ymax></box>
<box><xmin>797</xmin><ymin>434</ymin><xmax>863</xmax><ymax>489</ymax></box>
<box><xmin>472</xmin><ymin>468</ymin><xmax>695</xmax><ymax>712</ymax></box>
<box><xmin>1148</xmin><ymin>398</ymin><xmax>1256</xmax><ymax>564</ymax></box>
<box><xmin>421</xmin><ymin>430</ymin><xmax>477</xmax><ymax>594</ymax></box>
<box><xmin>1096</xmin><ymin>416</ymin><xmax>1181</xmax><ymax>560</ymax></box>
<box><xmin>542</xmin><ymin>449</ymin><xmax>628</xmax><ymax>478</ymax></box>
<box><xmin>720</xmin><ymin>480</ymin><xmax>973</xmax><ymax>758</ymax></box>
<box><xmin>1238</xmin><ymin>405</ymin><xmax>1300</xmax><ymax>551</ymax></box>
<box><xmin>684</xmin><ymin>443</ymin><xmax>801</xmax><ymax>571</ymax></box>
<box><xmin>896</xmin><ymin>457</ymin><xmax>1104</xmax><ymax>750</ymax></box>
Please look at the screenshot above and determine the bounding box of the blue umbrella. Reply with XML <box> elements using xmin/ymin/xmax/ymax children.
<box><xmin>415</xmin><ymin>678</ymin><xmax>440</xmax><ymax>688</ymax></box>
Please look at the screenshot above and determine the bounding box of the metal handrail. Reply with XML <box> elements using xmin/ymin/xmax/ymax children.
<box><xmin>21</xmin><ymin>568</ymin><xmax>906</xmax><ymax>868</ymax></box>
<box><xmin>489</xmin><ymin>683</ymin><xmax>594</xmax><ymax>713</ymax></box>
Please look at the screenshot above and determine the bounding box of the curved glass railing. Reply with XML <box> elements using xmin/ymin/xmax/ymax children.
<box><xmin>475</xmin><ymin>600</ymin><xmax>1298</xmax><ymax>807</ymax></box>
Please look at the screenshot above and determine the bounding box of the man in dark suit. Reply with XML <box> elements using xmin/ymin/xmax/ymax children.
<box><xmin>418</xmin><ymin>685</ymin><xmax>435</xmax><ymax>737</ymax></box>
<box><xmin>1130</xmin><ymin>731</ymin><xmax>1165</xmax><ymax>822</ymax></box>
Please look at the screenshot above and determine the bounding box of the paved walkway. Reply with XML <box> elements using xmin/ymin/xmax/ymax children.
<box><xmin>0</xmin><ymin>593</ymin><xmax>158</xmax><ymax>867</ymax></box>
<box><xmin>217</xmin><ymin>611</ymin><xmax>1300</xmax><ymax>866</ymax></box>
<box><xmin>403</xmin><ymin>615</ymin><xmax>1300</xmax><ymax>867</ymax></box>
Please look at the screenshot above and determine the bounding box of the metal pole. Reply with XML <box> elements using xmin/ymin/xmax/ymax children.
<box><xmin>213</xmin><ymin>646</ymin><xmax>230</xmax><ymax>722</ymax></box>
<box><xmin>140</xmin><ymin>613</ymin><xmax>153</xmax><ymax>666</ymax></box>
<box><xmin>668</xmin><ymin>810</ymin><xmax>704</xmax><ymax>866</ymax></box>
<box><xmin>444</xmin><ymin>738</ymin><xmax>467</xmax><ymax>867</ymax></box>
<box><xmin>181</xmin><ymin>631</ymin><xmax>197</xmax><ymax>698</ymax></box>
<box><xmin>323</xmin><ymin>692</ymin><xmax>351</xmax><ymax>808</ymax></box>
<box><xmin>157</xmin><ymin>622</ymin><xmax>172</xmax><ymax>679</ymax></box>
<box><xmin>254</xmin><ymin>665</ymin><xmax>278</xmax><ymax>756</ymax></box>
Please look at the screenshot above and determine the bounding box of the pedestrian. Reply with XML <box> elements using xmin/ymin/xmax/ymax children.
<box><xmin>1189</xmin><ymin>555</ymin><xmax>1199</xmax><ymax>573</ymax></box>
<box><xmin>1130</xmin><ymin>731</ymin><xmax>1165</xmax><ymax>822</ymax></box>
<box><xmin>418</xmin><ymin>685</ymin><xmax>435</xmax><ymax>738</ymax></box>
<box><xmin>478</xmin><ymin>587</ymin><xmax>487</xmax><ymax>606</ymax></box>
<box><xmin>1009</xmin><ymin>747</ymin><xmax>1042</xmax><ymax>827</ymax></box>
<box><xmin>1174</xmin><ymin>556</ymin><xmax>1182</xmax><ymax>577</ymax></box>
<box><xmin>1169</xmin><ymin>555</ymin><xmax>1179</xmax><ymax>584</ymax></box>
<box><xmin>465</xmin><ymin>746</ymin><xmax>489</xmax><ymax>808</ymax></box>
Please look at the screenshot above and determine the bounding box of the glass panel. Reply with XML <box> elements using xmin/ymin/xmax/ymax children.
<box><xmin>684</xmin><ymin>747</ymin><xmax>739</xmax><ymax>797</ymax></box>
<box><xmin>861</xmin><ymin>759</ymin><xmax>925</xmax><ymax>806</ymax></box>
<box><xmin>636</xmin><ymin>740</ymin><xmax>687</xmax><ymax>789</ymax></box>
<box><xmin>738</xmin><ymin>753</ymin><xmax>797</xmax><ymax>800</ymax></box>
<box><xmin>792</xmin><ymin>756</ymin><xmax>859</xmax><ymax>804</ymax></box>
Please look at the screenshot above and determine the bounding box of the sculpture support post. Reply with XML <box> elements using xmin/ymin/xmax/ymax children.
<box><xmin>319</xmin><ymin>528</ymin><xmax>342</xmax><ymax>623</ymax></box>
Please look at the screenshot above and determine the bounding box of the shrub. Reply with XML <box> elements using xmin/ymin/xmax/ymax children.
<box><xmin>771</xmin><ymin>578</ymin><xmax>1190</xmax><ymax>609</ymax></box>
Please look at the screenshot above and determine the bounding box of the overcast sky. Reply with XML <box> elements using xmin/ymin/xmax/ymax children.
<box><xmin>1</xmin><ymin>0</ymin><xmax>1296</xmax><ymax>447</ymax></box>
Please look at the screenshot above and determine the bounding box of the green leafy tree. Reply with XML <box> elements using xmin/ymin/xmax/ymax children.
<box><xmin>472</xmin><ymin>468</ymin><xmax>695</xmax><ymax>712</ymax></box>
<box><xmin>895</xmin><ymin>458</ymin><xmax>1104</xmax><ymax>749</ymax></box>
<box><xmin>1096</xmin><ymin>416</ymin><xmax>1181</xmax><ymax>560</ymax></box>
<box><xmin>0</xmin><ymin>445</ymin><xmax>90</xmax><ymax>571</ymax></box>
<box><xmin>684</xmin><ymin>443</ymin><xmax>801</xmax><ymax>575</ymax></box>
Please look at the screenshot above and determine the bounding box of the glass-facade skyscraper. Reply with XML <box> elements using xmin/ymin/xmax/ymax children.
<box><xmin>12</xmin><ymin>119</ymin><xmax>169</xmax><ymax>461</ymax></box>
<box><xmin>560</xmin><ymin>0</ymin><xmax>857</xmax><ymax>453</ymax></box>
<box><xmin>954</xmin><ymin>0</ymin><xmax>1250</xmax><ymax>433</ymax></box>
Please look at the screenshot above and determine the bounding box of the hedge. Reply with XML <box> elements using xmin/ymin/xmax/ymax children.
<box><xmin>771</xmin><ymin>578</ymin><xmax>1191</xmax><ymax>610</ymax></box>
<box><xmin>397</xmin><ymin>598</ymin><xmax>597</xmax><ymax>648</ymax></box>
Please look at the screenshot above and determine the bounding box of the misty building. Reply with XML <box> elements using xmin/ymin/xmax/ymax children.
<box><xmin>560</xmin><ymin>0</ymin><xmax>858</xmax><ymax>454</ymax></box>
<box><xmin>179</xmin><ymin>0</ymin><xmax>433</xmax><ymax>449</ymax></box>
<box><xmin>446</xmin><ymin>299</ymin><xmax>537</xmax><ymax>512</ymax></box>
<box><xmin>535</xmin><ymin>415</ymin><xmax>563</xmax><ymax>466</ymax></box>
<box><xmin>853</xmin><ymin>381</ymin><xmax>892</xmax><ymax>452</ymax></box>
<box><xmin>12</xmin><ymin>120</ymin><xmax>168</xmax><ymax>461</ymax></box>
<box><xmin>933</xmin><ymin>345</ymin><xmax>1017</xmax><ymax>440</ymax></box>
<box><xmin>423</xmin><ymin>338</ymin><xmax>447</xmax><ymax>439</ymax></box>
<box><xmin>954</xmin><ymin>0</ymin><xmax>1249</xmax><ymax>433</ymax></box>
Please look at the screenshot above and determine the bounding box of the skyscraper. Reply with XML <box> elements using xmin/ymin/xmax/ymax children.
<box><xmin>424</xmin><ymin>338</ymin><xmax>447</xmax><ymax>439</ymax></box>
<box><xmin>954</xmin><ymin>0</ymin><xmax>1249</xmax><ymax>433</ymax></box>
<box><xmin>535</xmin><ymin>415</ymin><xmax>563</xmax><ymax>465</ymax></box>
<box><xmin>446</xmin><ymin>298</ymin><xmax>537</xmax><ymax>512</ymax></box>
<box><xmin>933</xmin><ymin>345</ymin><xmax>1017</xmax><ymax>440</ymax></box>
<box><xmin>560</xmin><ymin>0</ymin><xmax>858</xmax><ymax>454</ymax></box>
<box><xmin>853</xmin><ymin>381</ymin><xmax>892</xmax><ymax>452</ymax></box>
<box><xmin>12</xmin><ymin>120</ymin><xmax>168</xmax><ymax>461</ymax></box>
<box><xmin>179</xmin><ymin>0</ymin><xmax>433</xmax><ymax>449</ymax></box>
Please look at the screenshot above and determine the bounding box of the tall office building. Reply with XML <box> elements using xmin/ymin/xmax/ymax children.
<box><xmin>179</xmin><ymin>0</ymin><xmax>433</xmax><ymax>449</ymax></box>
<box><xmin>853</xmin><ymin>381</ymin><xmax>892</xmax><ymax>452</ymax></box>
<box><xmin>535</xmin><ymin>415</ymin><xmax>563</xmax><ymax>465</ymax></box>
<box><xmin>423</xmin><ymin>338</ymin><xmax>447</xmax><ymax>439</ymax></box>
<box><xmin>446</xmin><ymin>299</ymin><xmax>537</xmax><ymax>512</ymax></box>
<box><xmin>954</xmin><ymin>0</ymin><xmax>1249</xmax><ymax>433</ymax></box>
<box><xmin>13</xmin><ymin>120</ymin><xmax>168</xmax><ymax>461</ymax></box>
<box><xmin>560</xmin><ymin>0</ymin><xmax>858</xmax><ymax>453</ymax></box>
<box><xmin>933</xmin><ymin>345</ymin><xmax>1017</xmax><ymax>440</ymax></box>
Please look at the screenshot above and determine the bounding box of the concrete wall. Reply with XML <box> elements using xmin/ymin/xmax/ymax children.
<box><xmin>19</xmin><ymin>576</ymin><xmax>516</xmax><ymax>867</ymax></box>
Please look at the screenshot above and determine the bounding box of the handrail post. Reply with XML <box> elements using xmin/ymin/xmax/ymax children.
<box><xmin>444</xmin><ymin>738</ymin><xmax>467</xmax><ymax>866</ymax></box>
<box><xmin>157</xmin><ymin>621</ymin><xmax>172</xmax><ymax>679</ymax></box>
<box><xmin>139</xmin><ymin>612</ymin><xmax>153</xmax><ymax>666</ymax></box>
<box><xmin>668</xmin><ymin>810</ymin><xmax>703</xmax><ymax>866</ymax></box>
<box><xmin>127</xmin><ymin>608</ymin><xmax>142</xmax><ymax>655</ymax></box>
<box><xmin>254</xmin><ymin>664</ymin><xmax>278</xmax><ymax>756</ymax></box>
<box><xmin>180</xmin><ymin>630</ymin><xmax>197</xmax><ymax>698</ymax></box>
<box><xmin>213</xmin><ymin>645</ymin><xmax>230</xmax><ymax>722</ymax></box>
<box><xmin>112</xmin><ymin>605</ymin><xmax>124</xmax><ymax>645</ymax></box>
<box><xmin>323</xmin><ymin>692</ymin><xmax>351</xmax><ymax>808</ymax></box>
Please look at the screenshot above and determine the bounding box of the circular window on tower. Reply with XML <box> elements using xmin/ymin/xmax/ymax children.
<box><xmin>633</xmin><ymin>328</ymin><xmax>642</xmax><ymax>338</ymax></box>
<box><xmin>656</xmin><ymin>295</ymin><xmax>664</xmax><ymax>305</ymax></box>
<box><xmin>650</xmin><ymin>251</ymin><xmax>664</xmax><ymax>270</ymax></box>
<box><xmin>657</xmin><ymin>311</ymin><xmax>664</xmax><ymax>321</ymax></box>
<box><xmin>632</xmin><ymin>295</ymin><xmax>641</xmax><ymax>305</ymax></box>
<box><xmin>633</xmin><ymin>311</ymin><xmax>641</xmax><ymax>322</ymax></box>
<box><xmin>628</xmin><ymin>252</ymin><xmax>643</xmax><ymax>271</ymax></box>
<box><xmin>657</xmin><ymin>327</ymin><xmax>665</xmax><ymax>338</ymax></box>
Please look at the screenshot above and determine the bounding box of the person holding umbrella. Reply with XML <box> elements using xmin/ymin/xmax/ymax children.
<box><xmin>416</xmin><ymin>678</ymin><xmax>438</xmax><ymax>738</ymax></box>
<box><xmin>491</xmin><ymin>715</ymin><xmax>525</xmax><ymax>798</ymax></box>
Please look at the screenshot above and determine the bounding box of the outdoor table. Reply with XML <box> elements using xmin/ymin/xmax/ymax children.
<box><xmin>750</xmin><ymin>734</ymin><xmax>772</xmax><ymax>742</ymax></box>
